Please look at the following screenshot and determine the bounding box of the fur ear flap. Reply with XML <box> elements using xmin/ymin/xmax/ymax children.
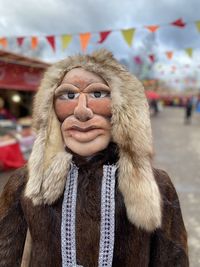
<box><xmin>25</xmin><ymin>110</ymin><xmax>72</xmax><ymax>205</ymax></box>
<box><xmin>118</xmin><ymin>152</ymin><xmax>162</xmax><ymax>231</ymax></box>
<box><xmin>110</xmin><ymin>72</ymin><xmax>161</xmax><ymax>231</ymax></box>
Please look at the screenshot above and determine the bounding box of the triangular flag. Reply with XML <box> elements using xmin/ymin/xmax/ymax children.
<box><xmin>172</xmin><ymin>66</ymin><xmax>176</xmax><ymax>71</ymax></box>
<box><xmin>46</xmin><ymin>36</ymin><xmax>56</xmax><ymax>51</ymax></box>
<box><xmin>134</xmin><ymin>56</ymin><xmax>142</xmax><ymax>65</ymax></box>
<box><xmin>149</xmin><ymin>54</ymin><xmax>155</xmax><ymax>62</ymax></box>
<box><xmin>98</xmin><ymin>31</ymin><xmax>111</xmax><ymax>43</ymax></box>
<box><xmin>17</xmin><ymin>37</ymin><xmax>24</xmax><ymax>46</ymax></box>
<box><xmin>121</xmin><ymin>28</ymin><xmax>135</xmax><ymax>47</ymax></box>
<box><xmin>171</xmin><ymin>18</ymin><xmax>186</xmax><ymax>27</ymax></box>
<box><xmin>0</xmin><ymin>38</ymin><xmax>8</xmax><ymax>48</ymax></box>
<box><xmin>79</xmin><ymin>32</ymin><xmax>91</xmax><ymax>52</ymax></box>
<box><xmin>31</xmin><ymin>37</ymin><xmax>38</xmax><ymax>49</ymax></box>
<box><xmin>145</xmin><ymin>25</ymin><xmax>160</xmax><ymax>32</ymax></box>
<box><xmin>195</xmin><ymin>21</ymin><xmax>200</xmax><ymax>32</ymax></box>
<box><xmin>165</xmin><ymin>51</ymin><xmax>173</xmax><ymax>59</ymax></box>
<box><xmin>61</xmin><ymin>35</ymin><xmax>72</xmax><ymax>50</ymax></box>
<box><xmin>185</xmin><ymin>48</ymin><xmax>193</xmax><ymax>57</ymax></box>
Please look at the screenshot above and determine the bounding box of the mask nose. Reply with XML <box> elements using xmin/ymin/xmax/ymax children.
<box><xmin>74</xmin><ymin>93</ymin><xmax>93</xmax><ymax>121</ymax></box>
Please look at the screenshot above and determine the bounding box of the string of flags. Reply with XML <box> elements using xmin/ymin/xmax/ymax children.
<box><xmin>0</xmin><ymin>18</ymin><xmax>200</xmax><ymax>55</ymax></box>
<box><xmin>136</xmin><ymin>47</ymin><xmax>194</xmax><ymax>65</ymax></box>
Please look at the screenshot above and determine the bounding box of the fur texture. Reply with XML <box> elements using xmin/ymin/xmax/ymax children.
<box><xmin>0</xmin><ymin>161</ymin><xmax>189</xmax><ymax>266</ymax></box>
<box><xmin>25</xmin><ymin>49</ymin><xmax>161</xmax><ymax>231</ymax></box>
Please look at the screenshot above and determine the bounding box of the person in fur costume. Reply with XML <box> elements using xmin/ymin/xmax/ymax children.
<box><xmin>0</xmin><ymin>50</ymin><xmax>189</xmax><ymax>267</ymax></box>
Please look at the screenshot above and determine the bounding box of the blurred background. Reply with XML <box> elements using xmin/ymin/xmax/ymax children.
<box><xmin>0</xmin><ymin>0</ymin><xmax>200</xmax><ymax>265</ymax></box>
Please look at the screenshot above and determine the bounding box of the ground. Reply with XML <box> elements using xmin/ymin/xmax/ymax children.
<box><xmin>0</xmin><ymin>107</ymin><xmax>199</xmax><ymax>266</ymax></box>
<box><xmin>151</xmin><ymin>107</ymin><xmax>200</xmax><ymax>267</ymax></box>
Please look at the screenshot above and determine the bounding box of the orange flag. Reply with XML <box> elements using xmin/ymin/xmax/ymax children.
<box><xmin>121</xmin><ymin>28</ymin><xmax>135</xmax><ymax>47</ymax></box>
<box><xmin>145</xmin><ymin>25</ymin><xmax>160</xmax><ymax>33</ymax></box>
<box><xmin>0</xmin><ymin>38</ymin><xmax>8</xmax><ymax>48</ymax></box>
<box><xmin>79</xmin><ymin>32</ymin><xmax>91</xmax><ymax>52</ymax></box>
<box><xmin>31</xmin><ymin>37</ymin><xmax>38</xmax><ymax>49</ymax></box>
<box><xmin>165</xmin><ymin>51</ymin><xmax>173</xmax><ymax>59</ymax></box>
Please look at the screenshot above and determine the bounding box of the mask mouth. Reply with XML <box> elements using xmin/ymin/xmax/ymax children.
<box><xmin>69</xmin><ymin>125</ymin><xmax>100</xmax><ymax>132</ymax></box>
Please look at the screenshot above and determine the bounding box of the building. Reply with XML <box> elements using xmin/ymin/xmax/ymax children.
<box><xmin>0</xmin><ymin>50</ymin><xmax>49</xmax><ymax>118</ymax></box>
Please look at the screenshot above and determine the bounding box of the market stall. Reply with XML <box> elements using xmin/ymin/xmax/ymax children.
<box><xmin>0</xmin><ymin>50</ymin><xmax>49</xmax><ymax>170</ymax></box>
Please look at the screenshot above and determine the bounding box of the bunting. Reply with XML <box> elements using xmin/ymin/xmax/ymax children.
<box><xmin>79</xmin><ymin>32</ymin><xmax>91</xmax><ymax>52</ymax></box>
<box><xmin>121</xmin><ymin>28</ymin><xmax>135</xmax><ymax>47</ymax></box>
<box><xmin>195</xmin><ymin>21</ymin><xmax>200</xmax><ymax>32</ymax></box>
<box><xmin>0</xmin><ymin>17</ymin><xmax>200</xmax><ymax>54</ymax></box>
<box><xmin>98</xmin><ymin>31</ymin><xmax>111</xmax><ymax>43</ymax></box>
<box><xmin>31</xmin><ymin>37</ymin><xmax>38</xmax><ymax>49</ymax></box>
<box><xmin>149</xmin><ymin>54</ymin><xmax>155</xmax><ymax>62</ymax></box>
<box><xmin>185</xmin><ymin>48</ymin><xmax>193</xmax><ymax>57</ymax></box>
<box><xmin>134</xmin><ymin>56</ymin><xmax>143</xmax><ymax>65</ymax></box>
<box><xmin>61</xmin><ymin>35</ymin><xmax>72</xmax><ymax>50</ymax></box>
<box><xmin>0</xmin><ymin>38</ymin><xmax>7</xmax><ymax>48</ymax></box>
<box><xmin>165</xmin><ymin>51</ymin><xmax>173</xmax><ymax>59</ymax></box>
<box><xmin>46</xmin><ymin>36</ymin><xmax>56</xmax><ymax>51</ymax></box>
<box><xmin>145</xmin><ymin>25</ymin><xmax>160</xmax><ymax>32</ymax></box>
<box><xmin>171</xmin><ymin>18</ymin><xmax>186</xmax><ymax>28</ymax></box>
<box><xmin>17</xmin><ymin>37</ymin><xmax>24</xmax><ymax>46</ymax></box>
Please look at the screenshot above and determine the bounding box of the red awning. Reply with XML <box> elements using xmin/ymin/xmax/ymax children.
<box><xmin>0</xmin><ymin>50</ymin><xmax>50</xmax><ymax>91</ymax></box>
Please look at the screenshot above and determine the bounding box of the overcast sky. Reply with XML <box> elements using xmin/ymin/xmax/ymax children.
<box><xmin>1</xmin><ymin>0</ymin><xmax>200</xmax><ymax>89</ymax></box>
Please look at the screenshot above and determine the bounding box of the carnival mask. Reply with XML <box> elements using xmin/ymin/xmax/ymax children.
<box><xmin>54</xmin><ymin>68</ymin><xmax>112</xmax><ymax>156</ymax></box>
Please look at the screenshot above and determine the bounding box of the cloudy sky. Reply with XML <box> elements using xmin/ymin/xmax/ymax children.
<box><xmin>1</xmin><ymin>0</ymin><xmax>200</xmax><ymax>89</ymax></box>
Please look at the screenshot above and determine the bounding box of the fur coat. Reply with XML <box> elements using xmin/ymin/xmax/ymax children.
<box><xmin>0</xmin><ymin>143</ymin><xmax>188</xmax><ymax>267</ymax></box>
<box><xmin>0</xmin><ymin>50</ymin><xmax>189</xmax><ymax>266</ymax></box>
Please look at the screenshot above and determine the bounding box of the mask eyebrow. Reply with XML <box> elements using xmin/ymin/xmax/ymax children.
<box><xmin>54</xmin><ymin>84</ymin><xmax>79</xmax><ymax>96</ymax></box>
<box><xmin>83</xmin><ymin>83</ymin><xmax>110</xmax><ymax>93</ymax></box>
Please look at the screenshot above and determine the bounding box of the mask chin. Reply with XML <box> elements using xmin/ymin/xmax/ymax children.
<box><xmin>64</xmin><ymin>135</ymin><xmax>111</xmax><ymax>158</ymax></box>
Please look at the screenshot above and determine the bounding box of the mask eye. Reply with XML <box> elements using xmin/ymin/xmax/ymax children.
<box><xmin>90</xmin><ymin>91</ymin><xmax>110</xmax><ymax>99</ymax></box>
<box><xmin>59</xmin><ymin>92</ymin><xmax>79</xmax><ymax>100</ymax></box>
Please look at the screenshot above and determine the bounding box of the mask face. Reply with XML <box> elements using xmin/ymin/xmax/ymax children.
<box><xmin>54</xmin><ymin>68</ymin><xmax>112</xmax><ymax>157</ymax></box>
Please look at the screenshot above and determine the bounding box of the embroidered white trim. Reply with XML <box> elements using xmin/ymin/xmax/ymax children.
<box><xmin>61</xmin><ymin>164</ymin><xmax>79</xmax><ymax>266</ymax></box>
<box><xmin>61</xmin><ymin>164</ymin><xmax>117</xmax><ymax>267</ymax></box>
<box><xmin>98</xmin><ymin>165</ymin><xmax>116</xmax><ymax>266</ymax></box>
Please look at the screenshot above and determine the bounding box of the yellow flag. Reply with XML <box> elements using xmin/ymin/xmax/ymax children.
<box><xmin>121</xmin><ymin>28</ymin><xmax>135</xmax><ymax>47</ymax></box>
<box><xmin>195</xmin><ymin>21</ymin><xmax>200</xmax><ymax>32</ymax></box>
<box><xmin>61</xmin><ymin>35</ymin><xmax>72</xmax><ymax>50</ymax></box>
<box><xmin>79</xmin><ymin>32</ymin><xmax>91</xmax><ymax>52</ymax></box>
<box><xmin>185</xmin><ymin>48</ymin><xmax>193</xmax><ymax>57</ymax></box>
<box><xmin>0</xmin><ymin>38</ymin><xmax>8</xmax><ymax>48</ymax></box>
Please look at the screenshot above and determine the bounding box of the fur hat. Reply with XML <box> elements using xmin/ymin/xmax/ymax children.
<box><xmin>25</xmin><ymin>49</ymin><xmax>161</xmax><ymax>232</ymax></box>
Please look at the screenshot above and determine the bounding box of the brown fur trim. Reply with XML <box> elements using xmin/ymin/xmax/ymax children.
<box><xmin>26</xmin><ymin>49</ymin><xmax>161</xmax><ymax>231</ymax></box>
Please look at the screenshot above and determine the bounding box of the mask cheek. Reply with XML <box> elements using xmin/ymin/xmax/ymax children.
<box><xmin>88</xmin><ymin>99</ymin><xmax>112</xmax><ymax>117</ymax></box>
<box><xmin>54</xmin><ymin>99</ymin><xmax>77</xmax><ymax>121</ymax></box>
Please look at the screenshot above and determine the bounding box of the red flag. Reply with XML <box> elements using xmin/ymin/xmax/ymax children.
<box><xmin>46</xmin><ymin>36</ymin><xmax>55</xmax><ymax>51</ymax></box>
<box><xmin>149</xmin><ymin>54</ymin><xmax>155</xmax><ymax>62</ymax></box>
<box><xmin>171</xmin><ymin>18</ymin><xmax>186</xmax><ymax>27</ymax></box>
<box><xmin>17</xmin><ymin>37</ymin><xmax>24</xmax><ymax>46</ymax></box>
<box><xmin>134</xmin><ymin>56</ymin><xmax>143</xmax><ymax>65</ymax></box>
<box><xmin>98</xmin><ymin>31</ymin><xmax>111</xmax><ymax>43</ymax></box>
